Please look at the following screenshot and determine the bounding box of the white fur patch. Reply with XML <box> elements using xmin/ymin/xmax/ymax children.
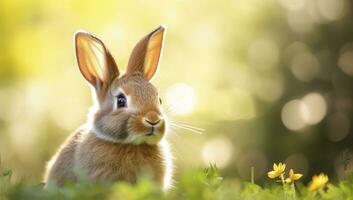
<box><xmin>160</xmin><ymin>139</ymin><xmax>174</xmax><ymax>191</ymax></box>
<box><xmin>91</xmin><ymin>124</ymin><xmax>123</xmax><ymax>143</ymax></box>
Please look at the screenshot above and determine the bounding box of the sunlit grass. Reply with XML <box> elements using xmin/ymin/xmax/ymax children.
<box><xmin>2</xmin><ymin>163</ymin><xmax>353</xmax><ymax>200</ymax></box>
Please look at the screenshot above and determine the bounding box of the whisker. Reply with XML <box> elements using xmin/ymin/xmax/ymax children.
<box><xmin>169</xmin><ymin>124</ymin><xmax>204</xmax><ymax>134</ymax></box>
<box><xmin>169</xmin><ymin>121</ymin><xmax>205</xmax><ymax>132</ymax></box>
<box><xmin>163</xmin><ymin>103</ymin><xmax>179</xmax><ymax>115</ymax></box>
<box><xmin>168</xmin><ymin>120</ymin><xmax>205</xmax><ymax>131</ymax></box>
<box><xmin>170</xmin><ymin>126</ymin><xmax>202</xmax><ymax>135</ymax></box>
<box><xmin>169</xmin><ymin>122</ymin><xmax>205</xmax><ymax>132</ymax></box>
<box><xmin>172</xmin><ymin>126</ymin><xmax>203</xmax><ymax>134</ymax></box>
<box><xmin>162</xmin><ymin>102</ymin><xmax>205</xmax><ymax>135</ymax></box>
<box><xmin>169</xmin><ymin>120</ymin><xmax>200</xmax><ymax>126</ymax></box>
<box><xmin>163</xmin><ymin>106</ymin><xmax>175</xmax><ymax>115</ymax></box>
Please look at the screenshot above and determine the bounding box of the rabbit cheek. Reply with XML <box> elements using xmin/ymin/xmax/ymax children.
<box><xmin>94</xmin><ymin>110</ymin><xmax>130</xmax><ymax>142</ymax></box>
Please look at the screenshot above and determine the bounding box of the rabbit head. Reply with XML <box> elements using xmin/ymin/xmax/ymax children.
<box><xmin>75</xmin><ymin>25</ymin><xmax>167</xmax><ymax>145</ymax></box>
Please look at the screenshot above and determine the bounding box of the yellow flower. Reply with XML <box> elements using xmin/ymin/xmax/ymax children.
<box><xmin>308</xmin><ymin>173</ymin><xmax>329</xmax><ymax>192</ymax></box>
<box><xmin>285</xmin><ymin>169</ymin><xmax>303</xmax><ymax>183</ymax></box>
<box><xmin>268</xmin><ymin>162</ymin><xmax>286</xmax><ymax>179</ymax></box>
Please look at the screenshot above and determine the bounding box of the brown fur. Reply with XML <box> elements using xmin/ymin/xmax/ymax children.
<box><xmin>44</xmin><ymin>130</ymin><xmax>81</xmax><ymax>185</ymax></box>
<box><xmin>44</xmin><ymin>26</ymin><xmax>173</xmax><ymax>189</ymax></box>
<box><xmin>45</xmin><ymin>128</ymin><xmax>168</xmax><ymax>186</ymax></box>
<box><xmin>76</xmin><ymin>132</ymin><xmax>166</xmax><ymax>184</ymax></box>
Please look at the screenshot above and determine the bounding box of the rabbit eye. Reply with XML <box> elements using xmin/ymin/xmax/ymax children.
<box><xmin>159</xmin><ymin>97</ymin><xmax>162</xmax><ymax>105</ymax></box>
<box><xmin>117</xmin><ymin>94</ymin><xmax>127</xmax><ymax>108</ymax></box>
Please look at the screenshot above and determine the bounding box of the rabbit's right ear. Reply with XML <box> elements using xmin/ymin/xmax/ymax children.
<box><xmin>75</xmin><ymin>31</ymin><xmax>120</xmax><ymax>89</ymax></box>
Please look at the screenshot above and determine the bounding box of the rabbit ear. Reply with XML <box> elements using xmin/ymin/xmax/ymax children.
<box><xmin>75</xmin><ymin>31</ymin><xmax>120</xmax><ymax>89</ymax></box>
<box><xmin>126</xmin><ymin>25</ymin><xmax>166</xmax><ymax>81</ymax></box>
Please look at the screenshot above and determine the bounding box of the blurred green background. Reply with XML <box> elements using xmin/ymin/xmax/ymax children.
<box><xmin>0</xmin><ymin>0</ymin><xmax>353</xmax><ymax>185</ymax></box>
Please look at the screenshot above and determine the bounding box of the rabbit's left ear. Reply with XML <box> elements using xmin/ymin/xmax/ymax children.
<box><xmin>126</xmin><ymin>25</ymin><xmax>166</xmax><ymax>81</ymax></box>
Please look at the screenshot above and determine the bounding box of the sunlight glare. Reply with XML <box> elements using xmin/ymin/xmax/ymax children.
<box><xmin>165</xmin><ymin>83</ymin><xmax>196</xmax><ymax>115</ymax></box>
<box><xmin>202</xmin><ymin>137</ymin><xmax>234</xmax><ymax>169</ymax></box>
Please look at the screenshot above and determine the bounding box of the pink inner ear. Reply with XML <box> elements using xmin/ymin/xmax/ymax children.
<box><xmin>86</xmin><ymin>40</ymin><xmax>105</xmax><ymax>80</ymax></box>
<box><xmin>76</xmin><ymin>34</ymin><xmax>105</xmax><ymax>84</ymax></box>
<box><xmin>76</xmin><ymin>32</ymin><xmax>119</xmax><ymax>86</ymax></box>
<box><xmin>143</xmin><ymin>29</ymin><xmax>165</xmax><ymax>80</ymax></box>
<box><xmin>126</xmin><ymin>26</ymin><xmax>166</xmax><ymax>81</ymax></box>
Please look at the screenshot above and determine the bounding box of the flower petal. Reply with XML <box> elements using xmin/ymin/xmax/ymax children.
<box><xmin>308</xmin><ymin>173</ymin><xmax>329</xmax><ymax>192</ymax></box>
<box><xmin>280</xmin><ymin>163</ymin><xmax>286</xmax><ymax>172</ymax></box>
<box><xmin>273</xmin><ymin>163</ymin><xmax>278</xmax><ymax>170</ymax></box>
<box><xmin>268</xmin><ymin>171</ymin><xmax>278</xmax><ymax>179</ymax></box>
<box><xmin>293</xmin><ymin>173</ymin><xmax>303</xmax><ymax>180</ymax></box>
<box><xmin>308</xmin><ymin>181</ymin><xmax>317</xmax><ymax>192</ymax></box>
<box><xmin>289</xmin><ymin>169</ymin><xmax>294</xmax><ymax>177</ymax></box>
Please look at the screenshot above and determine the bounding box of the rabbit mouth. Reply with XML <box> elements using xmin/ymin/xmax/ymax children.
<box><xmin>146</xmin><ymin>127</ymin><xmax>155</xmax><ymax>136</ymax></box>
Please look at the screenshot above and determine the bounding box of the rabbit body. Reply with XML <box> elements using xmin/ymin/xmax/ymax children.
<box><xmin>45</xmin><ymin>128</ymin><xmax>169</xmax><ymax>186</ymax></box>
<box><xmin>44</xmin><ymin>26</ymin><xmax>172</xmax><ymax>190</ymax></box>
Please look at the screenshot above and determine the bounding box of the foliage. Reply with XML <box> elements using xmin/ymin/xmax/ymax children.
<box><xmin>2</xmin><ymin>164</ymin><xmax>353</xmax><ymax>200</ymax></box>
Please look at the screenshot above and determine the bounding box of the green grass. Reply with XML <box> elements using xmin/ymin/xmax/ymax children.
<box><xmin>2</xmin><ymin>164</ymin><xmax>353</xmax><ymax>200</ymax></box>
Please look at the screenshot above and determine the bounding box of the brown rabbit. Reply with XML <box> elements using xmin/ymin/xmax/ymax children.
<box><xmin>44</xmin><ymin>25</ymin><xmax>173</xmax><ymax>190</ymax></box>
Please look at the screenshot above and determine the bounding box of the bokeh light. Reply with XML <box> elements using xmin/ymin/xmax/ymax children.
<box><xmin>281</xmin><ymin>100</ymin><xmax>307</xmax><ymax>131</ymax></box>
<box><xmin>278</xmin><ymin>0</ymin><xmax>305</xmax><ymax>11</ymax></box>
<box><xmin>317</xmin><ymin>0</ymin><xmax>345</xmax><ymax>21</ymax></box>
<box><xmin>301</xmin><ymin>93</ymin><xmax>327</xmax><ymax>125</ymax></box>
<box><xmin>287</xmin><ymin>9</ymin><xmax>314</xmax><ymax>34</ymax></box>
<box><xmin>338</xmin><ymin>50</ymin><xmax>353</xmax><ymax>76</ymax></box>
<box><xmin>165</xmin><ymin>83</ymin><xmax>196</xmax><ymax>116</ymax></box>
<box><xmin>281</xmin><ymin>93</ymin><xmax>327</xmax><ymax>131</ymax></box>
<box><xmin>202</xmin><ymin>137</ymin><xmax>234</xmax><ymax>169</ymax></box>
<box><xmin>290</xmin><ymin>51</ymin><xmax>320</xmax><ymax>82</ymax></box>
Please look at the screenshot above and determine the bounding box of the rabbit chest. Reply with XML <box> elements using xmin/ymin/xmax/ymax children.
<box><xmin>75</xmin><ymin>132</ymin><xmax>166</xmax><ymax>184</ymax></box>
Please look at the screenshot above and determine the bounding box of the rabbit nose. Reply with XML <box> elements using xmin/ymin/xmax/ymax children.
<box><xmin>144</xmin><ymin>111</ymin><xmax>162</xmax><ymax>126</ymax></box>
<box><xmin>145</xmin><ymin>119</ymin><xmax>160</xmax><ymax>126</ymax></box>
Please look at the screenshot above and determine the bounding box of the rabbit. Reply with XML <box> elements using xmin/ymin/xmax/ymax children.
<box><xmin>44</xmin><ymin>25</ymin><xmax>173</xmax><ymax>190</ymax></box>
